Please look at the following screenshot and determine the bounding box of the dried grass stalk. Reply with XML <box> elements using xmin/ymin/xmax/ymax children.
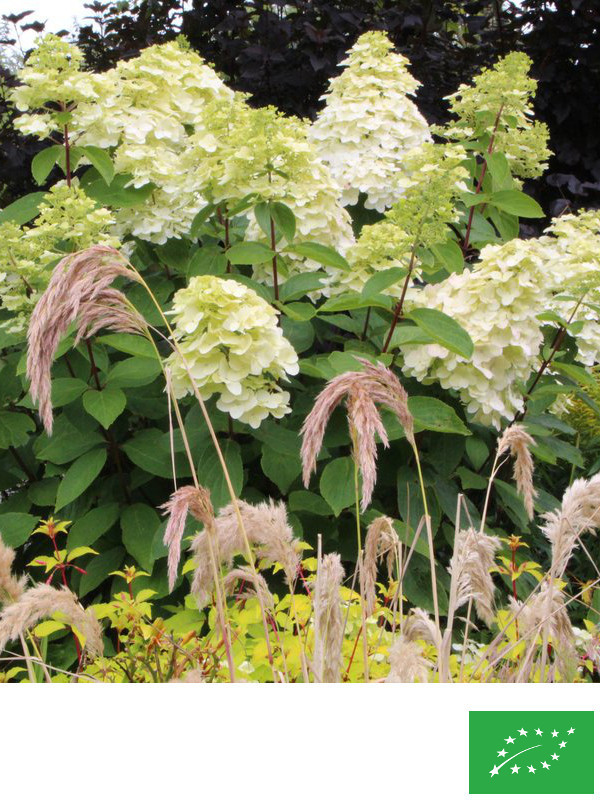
<box><xmin>0</xmin><ymin>584</ymin><xmax>103</xmax><ymax>657</ymax></box>
<box><xmin>223</xmin><ymin>566</ymin><xmax>275</xmax><ymax>611</ymax></box>
<box><xmin>313</xmin><ymin>553</ymin><xmax>345</xmax><ymax>683</ymax></box>
<box><xmin>0</xmin><ymin>536</ymin><xmax>27</xmax><ymax>605</ymax></box>
<box><xmin>161</xmin><ymin>485</ymin><xmax>214</xmax><ymax>591</ymax></box>
<box><xmin>361</xmin><ymin>515</ymin><xmax>399</xmax><ymax>616</ymax></box>
<box><xmin>386</xmin><ymin>635</ymin><xmax>431</xmax><ymax>683</ymax></box>
<box><xmin>497</xmin><ymin>424</ymin><xmax>537</xmax><ymax>520</ymax></box>
<box><xmin>191</xmin><ymin>499</ymin><xmax>299</xmax><ymax>607</ymax></box>
<box><xmin>450</xmin><ymin>527</ymin><xmax>501</xmax><ymax>626</ymax></box>
<box><xmin>301</xmin><ymin>359</ymin><xmax>413</xmax><ymax>511</ymax></box>
<box><xmin>541</xmin><ymin>473</ymin><xmax>600</xmax><ymax>578</ymax></box>
<box><xmin>27</xmin><ymin>245</ymin><xmax>145</xmax><ymax>433</ymax></box>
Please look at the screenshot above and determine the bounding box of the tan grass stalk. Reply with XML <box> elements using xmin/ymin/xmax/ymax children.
<box><xmin>301</xmin><ymin>359</ymin><xmax>413</xmax><ymax>512</ymax></box>
<box><xmin>542</xmin><ymin>473</ymin><xmax>600</xmax><ymax>579</ymax></box>
<box><xmin>0</xmin><ymin>584</ymin><xmax>103</xmax><ymax>657</ymax></box>
<box><xmin>191</xmin><ymin>499</ymin><xmax>300</xmax><ymax>607</ymax></box>
<box><xmin>361</xmin><ymin>515</ymin><xmax>399</xmax><ymax>616</ymax></box>
<box><xmin>26</xmin><ymin>246</ymin><xmax>145</xmax><ymax>433</ymax></box>
<box><xmin>0</xmin><ymin>535</ymin><xmax>27</xmax><ymax>605</ymax></box>
<box><xmin>497</xmin><ymin>424</ymin><xmax>537</xmax><ymax>520</ymax></box>
<box><xmin>386</xmin><ymin>635</ymin><xmax>431</xmax><ymax>683</ymax></box>
<box><xmin>161</xmin><ymin>485</ymin><xmax>214</xmax><ymax>591</ymax></box>
<box><xmin>313</xmin><ymin>553</ymin><xmax>345</xmax><ymax>683</ymax></box>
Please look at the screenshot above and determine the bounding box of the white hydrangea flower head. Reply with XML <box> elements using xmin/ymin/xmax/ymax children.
<box><xmin>0</xmin><ymin>180</ymin><xmax>119</xmax><ymax>333</ymax></box>
<box><xmin>166</xmin><ymin>276</ymin><xmax>299</xmax><ymax>428</ymax></box>
<box><xmin>11</xmin><ymin>34</ymin><xmax>103</xmax><ymax>139</ymax></box>
<box><xmin>441</xmin><ymin>51</ymin><xmax>551</xmax><ymax>180</ymax></box>
<box><xmin>332</xmin><ymin>221</ymin><xmax>413</xmax><ymax>297</ymax></box>
<box><xmin>309</xmin><ymin>30</ymin><xmax>431</xmax><ymax>211</ymax></box>
<box><xmin>543</xmin><ymin>210</ymin><xmax>600</xmax><ymax>365</ymax></box>
<box><xmin>71</xmin><ymin>40</ymin><xmax>234</xmax><ymax>244</ymax></box>
<box><xmin>184</xmin><ymin>98</ymin><xmax>355</xmax><ymax>288</ymax></box>
<box><xmin>400</xmin><ymin>237</ymin><xmax>549</xmax><ymax>426</ymax></box>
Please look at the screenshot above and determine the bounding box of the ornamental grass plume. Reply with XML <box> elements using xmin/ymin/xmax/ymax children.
<box><xmin>26</xmin><ymin>245</ymin><xmax>145</xmax><ymax>434</ymax></box>
<box><xmin>223</xmin><ymin>567</ymin><xmax>275</xmax><ymax>612</ymax></box>
<box><xmin>191</xmin><ymin>499</ymin><xmax>299</xmax><ymax>607</ymax></box>
<box><xmin>301</xmin><ymin>358</ymin><xmax>413</xmax><ymax>511</ymax></box>
<box><xmin>449</xmin><ymin>527</ymin><xmax>501</xmax><ymax>626</ymax></box>
<box><xmin>541</xmin><ymin>472</ymin><xmax>600</xmax><ymax>579</ymax></box>
<box><xmin>403</xmin><ymin>607</ymin><xmax>441</xmax><ymax>650</ymax></box>
<box><xmin>313</xmin><ymin>553</ymin><xmax>345</xmax><ymax>683</ymax></box>
<box><xmin>361</xmin><ymin>515</ymin><xmax>399</xmax><ymax>616</ymax></box>
<box><xmin>497</xmin><ymin>424</ymin><xmax>537</xmax><ymax>520</ymax></box>
<box><xmin>161</xmin><ymin>485</ymin><xmax>214</xmax><ymax>592</ymax></box>
<box><xmin>386</xmin><ymin>635</ymin><xmax>431</xmax><ymax>683</ymax></box>
<box><xmin>0</xmin><ymin>536</ymin><xmax>27</xmax><ymax>605</ymax></box>
<box><xmin>509</xmin><ymin>581</ymin><xmax>576</xmax><ymax>680</ymax></box>
<box><xmin>0</xmin><ymin>584</ymin><xmax>103</xmax><ymax>657</ymax></box>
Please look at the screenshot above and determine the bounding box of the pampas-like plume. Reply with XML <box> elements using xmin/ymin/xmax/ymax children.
<box><xmin>313</xmin><ymin>553</ymin><xmax>345</xmax><ymax>683</ymax></box>
<box><xmin>449</xmin><ymin>527</ymin><xmax>501</xmax><ymax>626</ymax></box>
<box><xmin>301</xmin><ymin>358</ymin><xmax>413</xmax><ymax>511</ymax></box>
<box><xmin>0</xmin><ymin>584</ymin><xmax>103</xmax><ymax>657</ymax></box>
<box><xmin>223</xmin><ymin>567</ymin><xmax>275</xmax><ymax>611</ymax></box>
<box><xmin>170</xmin><ymin>668</ymin><xmax>205</xmax><ymax>683</ymax></box>
<box><xmin>497</xmin><ymin>424</ymin><xmax>537</xmax><ymax>520</ymax></box>
<box><xmin>27</xmin><ymin>245</ymin><xmax>145</xmax><ymax>433</ymax></box>
<box><xmin>541</xmin><ymin>473</ymin><xmax>600</xmax><ymax>578</ymax></box>
<box><xmin>0</xmin><ymin>536</ymin><xmax>26</xmax><ymax>605</ymax></box>
<box><xmin>161</xmin><ymin>485</ymin><xmax>214</xmax><ymax>591</ymax></box>
<box><xmin>191</xmin><ymin>499</ymin><xmax>300</xmax><ymax>607</ymax></box>
<box><xmin>386</xmin><ymin>635</ymin><xmax>431</xmax><ymax>683</ymax></box>
<box><xmin>404</xmin><ymin>608</ymin><xmax>441</xmax><ymax>649</ymax></box>
<box><xmin>361</xmin><ymin>515</ymin><xmax>399</xmax><ymax>616</ymax></box>
<box><xmin>509</xmin><ymin>581</ymin><xmax>576</xmax><ymax>679</ymax></box>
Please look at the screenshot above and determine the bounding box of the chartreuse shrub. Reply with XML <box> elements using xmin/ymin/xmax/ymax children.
<box><xmin>1</xmin><ymin>32</ymin><xmax>600</xmax><ymax>683</ymax></box>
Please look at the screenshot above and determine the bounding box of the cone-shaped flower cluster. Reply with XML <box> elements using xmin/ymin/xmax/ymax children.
<box><xmin>166</xmin><ymin>276</ymin><xmax>299</xmax><ymax>427</ymax></box>
<box><xmin>309</xmin><ymin>31</ymin><xmax>431</xmax><ymax>211</ymax></box>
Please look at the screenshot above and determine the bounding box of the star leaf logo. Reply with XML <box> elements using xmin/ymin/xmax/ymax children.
<box><xmin>469</xmin><ymin>711</ymin><xmax>594</xmax><ymax>795</ymax></box>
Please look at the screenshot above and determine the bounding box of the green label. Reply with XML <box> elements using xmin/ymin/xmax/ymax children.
<box><xmin>469</xmin><ymin>711</ymin><xmax>594</xmax><ymax>794</ymax></box>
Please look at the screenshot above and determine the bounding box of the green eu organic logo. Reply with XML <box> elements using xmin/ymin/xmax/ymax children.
<box><xmin>469</xmin><ymin>711</ymin><xmax>594</xmax><ymax>795</ymax></box>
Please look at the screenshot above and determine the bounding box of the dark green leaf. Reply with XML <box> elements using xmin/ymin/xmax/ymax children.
<box><xmin>0</xmin><ymin>512</ymin><xmax>37</xmax><ymax>547</ymax></box>
<box><xmin>0</xmin><ymin>411</ymin><xmax>35</xmax><ymax>449</ymax></box>
<box><xmin>55</xmin><ymin>448</ymin><xmax>107</xmax><ymax>512</ymax></box>
<box><xmin>227</xmin><ymin>241</ymin><xmax>274</xmax><ymax>265</ymax></box>
<box><xmin>31</xmin><ymin>145</ymin><xmax>63</xmax><ymax>185</ymax></box>
<box><xmin>489</xmin><ymin>189</ymin><xmax>544</xmax><ymax>218</ymax></box>
<box><xmin>196</xmin><ymin>439</ymin><xmax>243</xmax><ymax>511</ymax></box>
<box><xmin>0</xmin><ymin>191</ymin><xmax>47</xmax><ymax>225</ymax></box>
<box><xmin>190</xmin><ymin>203</ymin><xmax>217</xmax><ymax>238</ymax></box>
<box><xmin>409</xmin><ymin>396</ymin><xmax>471</xmax><ymax>436</ymax></box>
<box><xmin>261</xmin><ymin>443</ymin><xmax>302</xmax><ymax>493</ymax></box>
<box><xmin>271</xmin><ymin>201</ymin><xmax>296</xmax><ymax>242</ymax></box>
<box><xmin>319</xmin><ymin>456</ymin><xmax>355</xmax><ymax>516</ymax></box>
<box><xmin>83</xmin><ymin>387</ymin><xmax>127</xmax><ymax>428</ymax></box>
<box><xmin>108</xmin><ymin>357</ymin><xmax>162</xmax><ymax>388</ymax></box>
<box><xmin>406</xmin><ymin>308</ymin><xmax>474</xmax><ymax>359</ymax></box>
<box><xmin>431</xmin><ymin>241</ymin><xmax>464</xmax><ymax>274</ymax></box>
<box><xmin>80</xmin><ymin>546</ymin><xmax>124</xmax><ymax>596</ymax></box>
<box><xmin>121</xmin><ymin>503</ymin><xmax>160</xmax><ymax>572</ymax></box>
<box><xmin>361</xmin><ymin>268</ymin><xmax>406</xmax><ymax>297</ymax></box>
<box><xmin>81</xmin><ymin>145</ymin><xmax>114</xmax><ymax>185</ymax></box>
<box><xmin>286</xmin><ymin>242</ymin><xmax>350</xmax><ymax>271</ymax></box>
<box><xmin>68</xmin><ymin>503</ymin><xmax>121</xmax><ymax>549</ymax></box>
